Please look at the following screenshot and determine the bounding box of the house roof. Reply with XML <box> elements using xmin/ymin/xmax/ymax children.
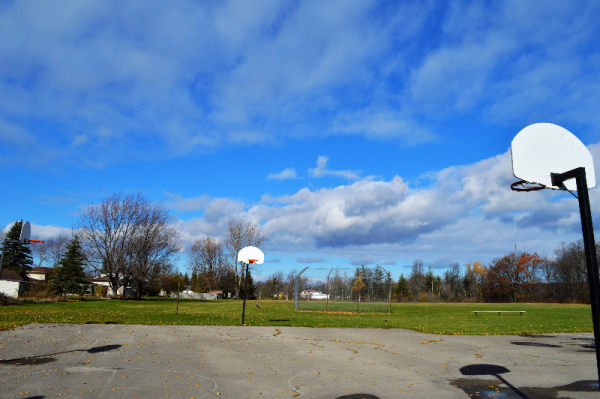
<box><xmin>1</xmin><ymin>268</ymin><xmax>26</xmax><ymax>281</ymax></box>
<box><xmin>30</xmin><ymin>267</ymin><xmax>55</xmax><ymax>274</ymax></box>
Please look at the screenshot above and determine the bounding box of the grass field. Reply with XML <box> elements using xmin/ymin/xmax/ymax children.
<box><xmin>297</xmin><ymin>300</ymin><xmax>392</xmax><ymax>313</ymax></box>
<box><xmin>0</xmin><ymin>298</ymin><xmax>593</xmax><ymax>335</ymax></box>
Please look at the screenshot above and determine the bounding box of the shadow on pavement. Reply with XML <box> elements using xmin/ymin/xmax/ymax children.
<box><xmin>452</xmin><ymin>363</ymin><xmax>599</xmax><ymax>399</ymax></box>
<box><xmin>0</xmin><ymin>344</ymin><xmax>121</xmax><ymax>366</ymax></box>
<box><xmin>510</xmin><ymin>341</ymin><xmax>561</xmax><ymax>348</ymax></box>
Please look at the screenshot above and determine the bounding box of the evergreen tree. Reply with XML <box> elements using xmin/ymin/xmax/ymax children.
<box><xmin>53</xmin><ymin>236</ymin><xmax>88</xmax><ymax>295</ymax></box>
<box><xmin>239</xmin><ymin>268</ymin><xmax>256</xmax><ymax>299</ymax></box>
<box><xmin>395</xmin><ymin>274</ymin><xmax>409</xmax><ymax>300</ymax></box>
<box><xmin>1</xmin><ymin>220</ymin><xmax>33</xmax><ymax>278</ymax></box>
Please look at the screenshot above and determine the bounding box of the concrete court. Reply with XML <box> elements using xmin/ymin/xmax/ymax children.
<box><xmin>0</xmin><ymin>324</ymin><xmax>598</xmax><ymax>399</ymax></box>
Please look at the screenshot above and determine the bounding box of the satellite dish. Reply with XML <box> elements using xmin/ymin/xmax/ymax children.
<box><xmin>19</xmin><ymin>221</ymin><xmax>31</xmax><ymax>244</ymax></box>
<box><xmin>237</xmin><ymin>246</ymin><xmax>264</xmax><ymax>264</ymax></box>
<box><xmin>511</xmin><ymin>123</ymin><xmax>596</xmax><ymax>191</ymax></box>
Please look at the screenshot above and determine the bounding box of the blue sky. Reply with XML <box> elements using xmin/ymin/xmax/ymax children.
<box><xmin>1</xmin><ymin>0</ymin><xmax>600</xmax><ymax>281</ymax></box>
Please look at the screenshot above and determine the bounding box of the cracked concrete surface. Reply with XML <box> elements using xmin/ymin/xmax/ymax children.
<box><xmin>0</xmin><ymin>325</ymin><xmax>598</xmax><ymax>398</ymax></box>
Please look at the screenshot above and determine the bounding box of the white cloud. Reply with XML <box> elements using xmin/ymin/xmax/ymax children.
<box><xmin>186</xmin><ymin>143</ymin><xmax>596</xmax><ymax>263</ymax></box>
<box><xmin>332</xmin><ymin>109</ymin><xmax>435</xmax><ymax>144</ymax></box>
<box><xmin>297</xmin><ymin>257</ymin><xmax>326</xmax><ymax>264</ymax></box>
<box><xmin>267</xmin><ymin>167</ymin><xmax>297</xmax><ymax>180</ymax></box>
<box><xmin>29</xmin><ymin>142</ymin><xmax>599</xmax><ymax>267</ymax></box>
<box><xmin>308</xmin><ymin>156</ymin><xmax>360</xmax><ymax>180</ymax></box>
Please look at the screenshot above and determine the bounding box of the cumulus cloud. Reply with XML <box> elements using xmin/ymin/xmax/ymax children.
<box><xmin>26</xmin><ymin>142</ymin><xmax>599</xmax><ymax>267</ymax></box>
<box><xmin>308</xmin><ymin>156</ymin><xmax>360</xmax><ymax>181</ymax></box>
<box><xmin>267</xmin><ymin>167</ymin><xmax>297</xmax><ymax>180</ymax></box>
<box><xmin>200</xmin><ymin>144</ymin><xmax>599</xmax><ymax>263</ymax></box>
<box><xmin>1</xmin><ymin>222</ymin><xmax>73</xmax><ymax>241</ymax></box>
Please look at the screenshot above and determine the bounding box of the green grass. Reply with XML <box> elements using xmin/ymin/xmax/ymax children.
<box><xmin>0</xmin><ymin>298</ymin><xmax>593</xmax><ymax>335</ymax></box>
<box><xmin>298</xmin><ymin>300</ymin><xmax>392</xmax><ymax>313</ymax></box>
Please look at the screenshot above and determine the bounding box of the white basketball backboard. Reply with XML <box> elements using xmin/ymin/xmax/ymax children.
<box><xmin>237</xmin><ymin>246</ymin><xmax>264</xmax><ymax>264</ymax></box>
<box><xmin>511</xmin><ymin>123</ymin><xmax>596</xmax><ymax>191</ymax></box>
<box><xmin>19</xmin><ymin>221</ymin><xmax>31</xmax><ymax>243</ymax></box>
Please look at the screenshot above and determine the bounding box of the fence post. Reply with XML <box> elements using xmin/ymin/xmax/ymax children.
<box><xmin>295</xmin><ymin>267</ymin><xmax>309</xmax><ymax>311</ymax></box>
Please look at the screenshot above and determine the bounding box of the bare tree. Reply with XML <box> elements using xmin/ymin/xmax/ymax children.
<box><xmin>79</xmin><ymin>193</ymin><xmax>146</xmax><ymax>297</ymax></box>
<box><xmin>224</xmin><ymin>220</ymin><xmax>266</xmax><ymax>297</ymax></box>
<box><xmin>189</xmin><ymin>236</ymin><xmax>224</xmax><ymax>291</ymax></box>
<box><xmin>408</xmin><ymin>259</ymin><xmax>425</xmax><ymax>299</ymax></box>
<box><xmin>129</xmin><ymin>201</ymin><xmax>180</xmax><ymax>299</ymax></box>
<box><xmin>31</xmin><ymin>234</ymin><xmax>70</xmax><ymax>268</ymax></box>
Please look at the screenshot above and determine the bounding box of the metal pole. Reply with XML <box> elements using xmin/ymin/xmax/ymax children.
<box><xmin>294</xmin><ymin>267</ymin><xmax>309</xmax><ymax>311</ymax></box>
<box><xmin>387</xmin><ymin>271</ymin><xmax>392</xmax><ymax>314</ymax></box>
<box><xmin>242</xmin><ymin>263</ymin><xmax>249</xmax><ymax>325</ymax></box>
<box><xmin>326</xmin><ymin>268</ymin><xmax>333</xmax><ymax>312</ymax></box>
<box><xmin>0</xmin><ymin>238</ymin><xmax>6</xmax><ymax>276</ymax></box>
<box><xmin>294</xmin><ymin>275</ymin><xmax>299</xmax><ymax>311</ymax></box>
<box><xmin>552</xmin><ymin>167</ymin><xmax>600</xmax><ymax>387</ymax></box>
<box><xmin>176</xmin><ymin>277</ymin><xmax>180</xmax><ymax>315</ymax></box>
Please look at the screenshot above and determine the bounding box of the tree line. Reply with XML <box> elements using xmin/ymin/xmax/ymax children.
<box><xmin>2</xmin><ymin>192</ymin><xmax>599</xmax><ymax>303</ymax></box>
<box><xmin>393</xmin><ymin>242</ymin><xmax>600</xmax><ymax>303</ymax></box>
<box><xmin>1</xmin><ymin>193</ymin><xmax>265</xmax><ymax>299</ymax></box>
<box><xmin>255</xmin><ymin>243</ymin><xmax>600</xmax><ymax>304</ymax></box>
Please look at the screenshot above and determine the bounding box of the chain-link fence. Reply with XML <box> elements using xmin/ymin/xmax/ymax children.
<box><xmin>294</xmin><ymin>266</ymin><xmax>392</xmax><ymax>314</ymax></box>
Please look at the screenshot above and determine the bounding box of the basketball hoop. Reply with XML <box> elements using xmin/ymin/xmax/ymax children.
<box><xmin>510</xmin><ymin>123</ymin><xmax>600</xmax><ymax>384</ymax></box>
<box><xmin>510</xmin><ymin>180</ymin><xmax>547</xmax><ymax>192</ymax></box>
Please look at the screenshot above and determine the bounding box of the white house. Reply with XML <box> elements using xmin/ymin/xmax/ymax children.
<box><xmin>300</xmin><ymin>290</ymin><xmax>329</xmax><ymax>300</ymax></box>
<box><xmin>91</xmin><ymin>275</ymin><xmax>132</xmax><ymax>297</ymax></box>
<box><xmin>26</xmin><ymin>267</ymin><xmax>55</xmax><ymax>281</ymax></box>
<box><xmin>0</xmin><ymin>269</ymin><xmax>28</xmax><ymax>298</ymax></box>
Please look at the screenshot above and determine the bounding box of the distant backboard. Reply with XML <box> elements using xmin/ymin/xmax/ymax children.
<box><xmin>511</xmin><ymin>123</ymin><xmax>596</xmax><ymax>191</ymax></box>
<box><xmin>19</xmin><ymin>221</ymin><xmax>31</xmax><ymax>244</ymax></box>
<box><xmin>237</xmin><ymin>246</ymin><xmax>264</xmax><ymax>264</ymax></box>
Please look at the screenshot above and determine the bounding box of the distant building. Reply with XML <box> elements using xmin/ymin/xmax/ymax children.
<box><xmin>170</xmin><ymin>287</ymin><xmax>224</xmax><ymax>299</ymax></box>
<box><xmin>91</xmin><ymin>275</ymin><xmax>132</xmax><ymax>297</ymax></box>
<box><xmin>0</xmin><ymin>269</ymin><xmax>29</xmax><ymax>298</ymax></box>
<box><xmin>300</xmin><ymin>290</ymin><xmax>329</xmax><ymax>300</ymax></box>
<box><xmin>27</xmin><ymin>267</ymin><xmax>55</xmax><ymax>281</ymax></box>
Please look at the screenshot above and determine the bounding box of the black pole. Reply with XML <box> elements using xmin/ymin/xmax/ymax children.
<box><xmin>241</xmin><ymin>263</ymin><xmax>249</xmax><ymax>325</ymax></box>
<box><xmin>552</xmin><ymin>167</ymin><xmax>600</xmax><ymax>386</ymax></box>
<box><xmin>0</xmin><ymin>238</ymin><xmax>6</xmax><ymax>276</ymax></box>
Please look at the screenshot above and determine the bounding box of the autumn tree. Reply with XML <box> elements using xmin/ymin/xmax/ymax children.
<box><xmin>486</xmin><ymin>252</ymin><xmax>541</xmax><ymax>302</ymax></box>
<box><xmin>224</xmin><ymin>220</ymin><xmax>266</xmax><ymax>297</ymax></box>
<box><xmin>351</xmin><ymin>268</ymin><xmax>367</xmax><ymax>300</ymax></box>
